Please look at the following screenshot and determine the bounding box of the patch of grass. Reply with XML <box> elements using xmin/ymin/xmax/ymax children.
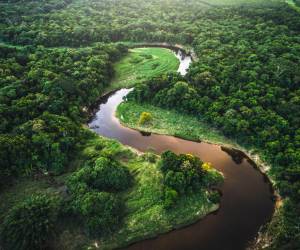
<box><xmin>107</xmin><ymin>48</ymin><xmax>179</xmax><ymax>91</ymax></box>
<box><xmin>117</xmin><ymin>101</ymin><xmax>235</xmax><ymax>146</ymax></box>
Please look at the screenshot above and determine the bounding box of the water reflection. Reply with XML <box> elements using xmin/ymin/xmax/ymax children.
<box><xmin>175</xmin><ymin>49</ymin><xmax>192</xmax><ymax>75</ymax></box>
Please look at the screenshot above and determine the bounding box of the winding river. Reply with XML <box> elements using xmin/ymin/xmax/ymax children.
<box><xmin>88</xmin><ymin>48</ymin><xmax>275</xmax><ymax>250</ymax></box>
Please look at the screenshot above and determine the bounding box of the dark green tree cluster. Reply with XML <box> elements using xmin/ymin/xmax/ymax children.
<box><xmin>0</xmin><ymin>194</ymin><xmax>60</xmax><ymax>250</ymax></box>
<box><xmin>66</xmin><ymin>156</ymin><xmax>132</xmax><ymax>235</ymax></box>
<box><xmin>159</xmin><ymin>151</ymin><xmax>206</xmax><ymax>208</ymax></box>
<box><xmin>0</xmin><ymin>43</ymin><xmax>127</xmax><ymax>187</ymax></box>
<box><xmin>128</xmin><ymin>74</ymin><xmax>199</xmax><ymax>113</ymax></box>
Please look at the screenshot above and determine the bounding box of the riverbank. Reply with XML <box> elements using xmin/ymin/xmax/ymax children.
<box><xmin>116</xmin><ymin>100</ymin><xmax>279</xmax><ymax>198</ymax></box>
<box><xmin>117</xmin><ymin>103</ymin><xmax>249</xmax><ymax>160</ymax></box>
<box><xmin>120</xmin><ymin>41</ymin><xmax>198</xmax><ymax>61</ymax></box>
<box><xmin>82</xmin><ymin>133</ymin><xmax>223</xmax><ymax>250</ymax></box>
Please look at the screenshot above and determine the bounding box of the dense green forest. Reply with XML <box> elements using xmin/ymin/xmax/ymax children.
<box><xmin>0</xmin><ymin>0</ymin><xmax>300</xmax><ymax>249</ymax></box>
<box><xmin>0</xmin><ymin>43</ymin><xmax>127</xmax><ymax>185</ymax></box>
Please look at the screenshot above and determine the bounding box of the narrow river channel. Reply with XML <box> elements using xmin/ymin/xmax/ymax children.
<box><xmin>88</xmin><ymin>48</ymin><xmax>275</xmax><ymax>250</ymax></box>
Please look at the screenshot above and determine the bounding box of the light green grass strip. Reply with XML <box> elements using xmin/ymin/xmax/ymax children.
<box><xmin>117</xmin><ymin>101</ymin><xmax>234</xmax><ymax>146</ymax></box>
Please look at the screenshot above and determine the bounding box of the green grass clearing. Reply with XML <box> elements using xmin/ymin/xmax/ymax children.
<box><xmin>107</xmin><ymin>47</ymin><xmax>179</xmax><ymax>92</ymax></box>
<box><xmin>117</xmin><ymin>101</ymin><xmax>235</xmax><ymax>146</ymax></box>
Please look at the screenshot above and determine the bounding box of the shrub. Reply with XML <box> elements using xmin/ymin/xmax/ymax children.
<box><xmin>66</xmin><ymin>156</ymin><xmax>132</xmax><ymax>236</ymax></box>
<box><xmin>164</xmin><ymin>170</ymin><xmax>186</xmax><ymax>194</ymax></box>
<box><xmin>0</xmin><ymin>194</ymin><xmax>60</xmax><ymax>250</ymax></box>
<box><xmin>138</xmin><ymin>111</ymin><xmax>152</xmax><ymax>125</ymax></box>
<box><xmin>202</xmin><ymin>162</ymin><xmax>213</xmax><ymax>171</ymax></box>
<box><xmin>92</xmin><ymin>157</ymin><xmax>132</xmax><ymax>191</ymax></box>
<box><xmin>141</xmin><ymin>152</ymin><xmax>158</xmax><ymax>163</ymax></box>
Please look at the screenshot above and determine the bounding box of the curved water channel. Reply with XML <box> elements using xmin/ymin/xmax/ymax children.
<box><xmin>88</xmin><ymin>48</ymin><xmax>275</xmax><ymax>250</ymax></box>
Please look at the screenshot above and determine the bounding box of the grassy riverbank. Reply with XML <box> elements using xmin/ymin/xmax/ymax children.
<box><xmin>117</xmin><ymin>101</ymin><xmax>235</xmax><ymax>146</ymax></box>
<box><xmin>107</xmin><ymin>47</ymin><xmax>179</xmax><ymax>91</ymax></box>
<box><xmin>116</xmin><ymin>101</ymin><xmax>277</xmax><ymax>183</ymax></box>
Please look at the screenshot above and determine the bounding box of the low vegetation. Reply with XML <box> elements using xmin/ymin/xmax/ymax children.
<box><xmin>138</xmin><ymin>111</ymin><xmax>152</xmax><ymax>125</ymax></box>
<box><xmin>108</xmin><ymin>47</ymin><xmax>179</xmax><ymax>91</ymax></box>
<box><xmin>117</xmin><ymin>101</ymin><xmax>230</xmax><ymax>144</ymax></box>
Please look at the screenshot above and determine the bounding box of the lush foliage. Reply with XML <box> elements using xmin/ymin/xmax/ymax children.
<box><xmin>69</xmin><ymin>191</ymin><xmax>123</xmax><ymax>236</ymax></box>
<box><xmin>67</xmin><ymin>156</ymin><xmax>132</xmax><ymax>193</ymax></box>
<box><xmin>160</xmin><ymin>151</ymin><xmax>205</xmax><ymax>192</ymax></box>
<box><xmin>0</xmin><ymin>194</ymin><xmax>60</xmax><ymax>250</ymax></box>
<box><xmin>0</xmin><ymin>43</ymin><xmax>127</xmax><ymax>187</ymax></box>
<box><xmin>159</xmin><ymin>151</ymin><xmax>215</xmax><ymax>208</ymax></box>
<box><xmin>66</xmin><ymin>156</ymin><xmax>131</xmax><ymax>236</ymax></box>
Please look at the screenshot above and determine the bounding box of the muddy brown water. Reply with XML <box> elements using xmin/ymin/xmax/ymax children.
<box><xmin>88</xmin><ymin>49</ymin><xmax>275</xmax><ymax>250</ymax></box>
